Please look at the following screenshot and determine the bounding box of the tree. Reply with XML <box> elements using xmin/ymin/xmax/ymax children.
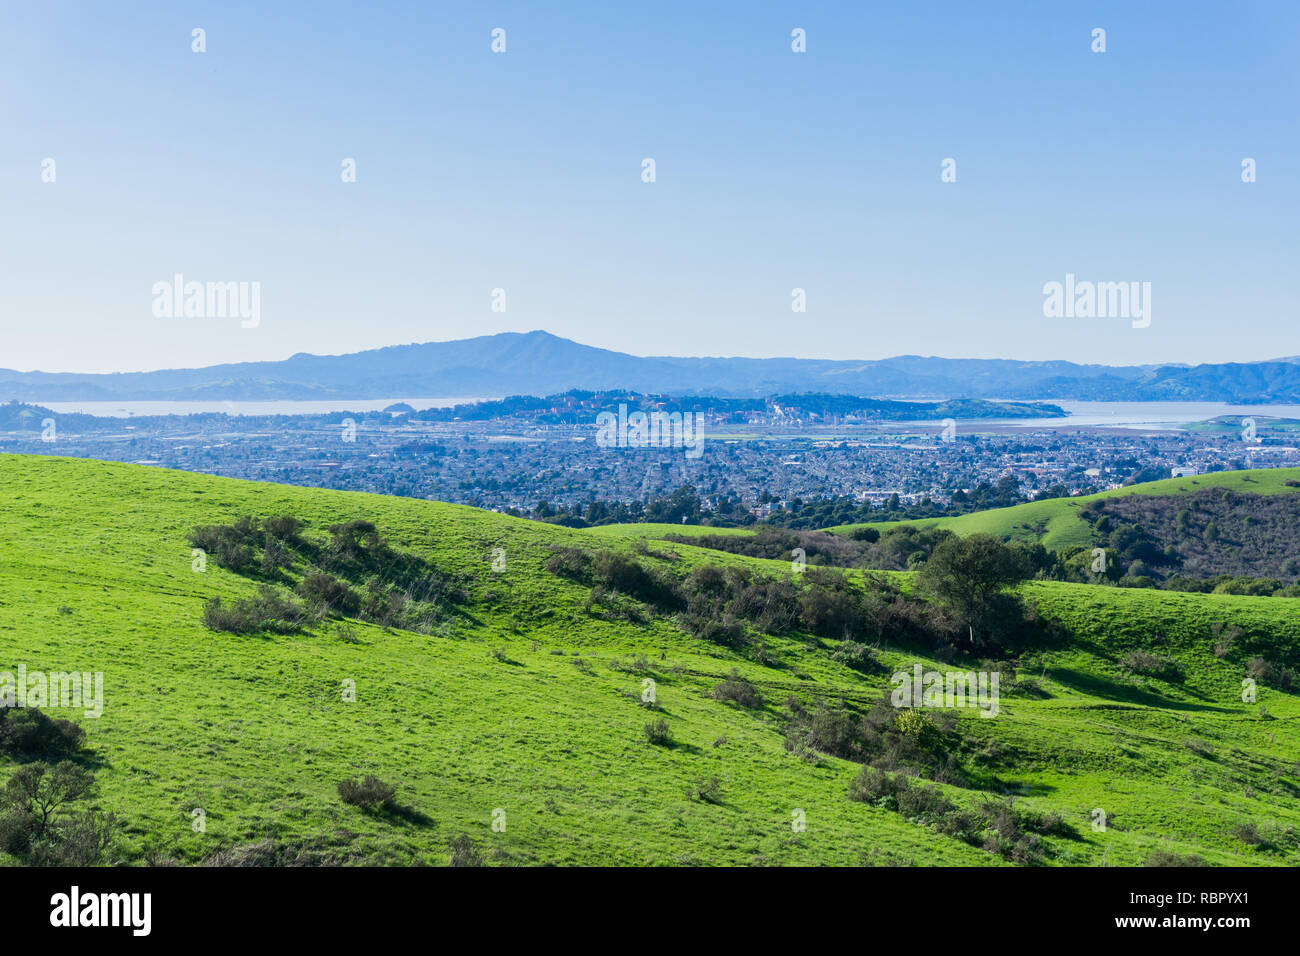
<box><xmin>3</xmin><ymin>761</ymin><xmax>97</xmax><ymax>838</ymax></box>
<box><xmin>916</xmin><ymin>533</ymin><xmax>1027</xmax><ymax>646</ymax></box>
<box><xmin>0</xmin><ymin>763</ymin><xmax>117</xmax><ymax>865</ymax></box>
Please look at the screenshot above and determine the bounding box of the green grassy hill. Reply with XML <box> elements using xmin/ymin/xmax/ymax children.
<box><xmin>823</xmin><ymin>468</ymin><xmax>1300</xmax><ymax>551</ymax></box>
<box><xmin>1</xmin><ymin>455</ymin><xmax>1297</xmax><ymax>866</ymax></box>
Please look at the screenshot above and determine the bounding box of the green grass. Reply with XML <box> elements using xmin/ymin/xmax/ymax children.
<box><xmin>1</xmin><ymin>454</ymin><xmax>1297</xmax><ymax>866</ymax></box>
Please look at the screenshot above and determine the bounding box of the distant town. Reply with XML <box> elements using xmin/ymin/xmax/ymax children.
<box><xmin>4</xmin><ymin>393</ymin><xmax>1297</xmax><ymax>527</ymax></box>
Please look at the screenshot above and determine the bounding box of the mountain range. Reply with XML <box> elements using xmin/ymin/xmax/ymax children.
<box><xmin>5</xmin><ymin>331</ymin><xmax>1300</xmax><ymax>403</ymax></box>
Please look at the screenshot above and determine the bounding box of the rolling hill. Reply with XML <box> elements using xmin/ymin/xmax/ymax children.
<box><xmin>0</xmin><ymin>455</ymin><xmax>1297</xmax><ymax>866</ymax></box>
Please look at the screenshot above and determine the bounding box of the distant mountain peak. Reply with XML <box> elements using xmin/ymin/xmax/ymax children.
<box><xmin>1</xmin><ymin>331</ymin><xmax>1297</xmax><ymax>404</ymax></box>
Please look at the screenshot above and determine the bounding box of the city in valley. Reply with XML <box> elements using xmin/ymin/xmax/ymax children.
<box><xmin>4</xmin><ymin>394</ymin><xmax>1296</xmax><ymax>527</ymax></box>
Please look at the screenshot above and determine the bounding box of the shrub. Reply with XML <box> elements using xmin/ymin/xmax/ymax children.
<box><xmin>1122</xmin><ymin>650</ymin><xmax>1181</xmax><ymax>681</ymax></box>
<box><xmin>1211</xmin><ymin>623</ymin><xmax>1241</xmax><ymax>658</ymax></box>
<box><xmin>337</xmin><ymin>775</ymin><xmax>396</xmax><ymax>810</ymax></box>
<box><xmin>295</xmin><ymin>572</ymin><xmax>362</xmax><ymax>616</ymax></box>
<box><xmin>798</xmin><ymin>586</ymin><xmax>864</xmax><ymax>639</ymax></box>
<box><xmin>831</xmin><ymin>640</ymin><xmax>881</xmax><ymax>674</ymax></box>
<box><xmin>188</xmin><ymin>521</ymin><xmax>260</xmax><ymax>572</ymax></box>
<box><xmin>848</xmin><ymin>765</ymin><xmax>901</xmax><ymax>804</ymax></box>
<box><xmin>690</xmin><ymin>776</ymin><xmax>723</xmax><ymax>804</ymax></box>
<box><xmin>203</xmin><ymin>586</ymin><xmax>307</xmax><ymax>634</ymax></box>
<box><xmin>1246</xmin><ymin>657</ymin><xmax>1298</xmax><ymax>691</ymax></box>
<box><xmin>30</xmin><ymin>809</ymin><xmax>117</xmax><ymax>866</ymax></box>
<box><xmin>1231</xmin><ymin>822</ymin><xmax>1263</xmax><ymax>846</ymax></box>
<box><xmin>0</xmin><ymin>810</ymin><xmax>35</xmax><ymax>857</ymax></box>
<box><xmin>894</xmin><ymin>778</ymin><xmax>953</xmax><ymax>823</ymax></box>
<box><xmin>643</xmin><ymin>718</ymin><xmax>673</xmax><ymax>746</ymax></box>
<box><xmin>448</xmin><ymin>833</ymin><xmax>484</xmax><ymax>867</ymax></box>
<box><xmin>1</xmin><ymin>761</ymin><xmax>103</xmax><ymax>864</ymax></box>
<box><xmin>263</xmin><ymin>515</ymin><xmax>303</xmax><ymax>542</ymax></box>
<box><xmin>591</xmin><ymin>552</ymin><xmax>683</xmax><ymax>610</ymax></box>
<box><xmin>1145</xmin><ymin>849</ymin><xmax>1207</xmax><ymax>867</ymax></box>
<box><xmin>0</xmin><ymin>708</ymin><xmax>86</xmax><ymax>759</ymax></box>
<box><xmin>680</xmin><ymin>606</ymin><xmax>746</xmax><ymax>647</ymax></box>
<box><xmin>544</xmin><ymin>547</ymin><xmax>590</xmax><ymax>579</ymax></box>
<box><xmin>327</xmin><ymin>519</ymin><xmax>382</xmax><ymax>556</ymax></box>
<box><xmin>712</xmin><ymin>670</ymin><xmax>763</xmax><ymax>709</ymax></box>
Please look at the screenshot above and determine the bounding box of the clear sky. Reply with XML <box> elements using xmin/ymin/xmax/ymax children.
<box><xmin>2</xmin><ymin>1</ymin><xmax>1296</xmax><ymax>373</ymax></box>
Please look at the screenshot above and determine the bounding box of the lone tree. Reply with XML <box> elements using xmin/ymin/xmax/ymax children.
<box><xmin>4</xmin><ymin>761</ymin><xmax>97</xmax><ymax>838</ymax></box>
<box><xmin>916</xmin><ymin>533</ymin><xmax>1028</xmax><ymax>647</ymax></box>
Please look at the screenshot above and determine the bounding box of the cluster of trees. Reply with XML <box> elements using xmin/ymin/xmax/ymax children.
<box><xmin>192</xmin><ymin>516</ymin><xmax>466</xmax><ymax>635</ymax></box>
<box><xmin>1068</xmin><ymin>493</ymin><xmax>1300</xmax><ymax>594</ymax></box>
<box><xmin>547</xmin><ymin>533</ymin><xmax>1041</xmax><ymax>655</ymax></box>
<box><xmin>670</xmin><ymin>524</ymin><xmax>959</xmax><ymax>572</ymax></box>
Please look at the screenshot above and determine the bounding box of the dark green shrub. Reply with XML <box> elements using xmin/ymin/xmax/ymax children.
<box><xmin>203</xmin><ymin>587</ymin><xmax>307</xmax><ymax>634</ymax></box>
<box><xmin>296</xmin><ymin>572</ymin><xmax>362</xmax><ymax>615</ymax></box>
<box><xmin>337</xmin><ymin>775</ymin><xmax>396</xmax><ymax>810</ymax></box>
<box><xmin>1145</xmin><ymin>850</ymin><xmax>1207</xmax><ymax>866</ymax></box>
<box><xmin>643</xmin><ymin>718</ymin><xmax>673</xmax><ymax>746</ymax></box>
<box><xmin>0</xmin><ymin>708</ymin><xmax>86</xmax><ymax>759</ymax></box>
<box><xmin>712</xmin><ymin>669</ymin><xmax>763</xmax><ymax>709</ymax></box>
<box><xmin>448</xmin><ymin>833</ymin><xmax>483</xmax><ymax>867</ymax></box>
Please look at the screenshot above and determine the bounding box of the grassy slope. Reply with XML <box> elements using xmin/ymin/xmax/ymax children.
<box><xmin>1</xmin><ymin>454</ymin><xmax>1297</xmax><ymax>866</ymax></box>
<box><xmin>822</xmin><ymin>468</ymin><xmax>1300</xmax><ymax>551</ymax></box>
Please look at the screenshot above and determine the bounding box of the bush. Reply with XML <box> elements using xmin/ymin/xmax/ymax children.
<box><xmin>894</xmin><ymin>778</ymin><xmax>953</xmax><ymax>823</ymax></box>
<box><xmin>30</xmin><ymin>809</ymin><xmax>117</xmax><ymax>866</ymax></box>
<box><xmin>1122</xmin><ymin>650</ymin><xmax>1181</xmax><ymax>681</ymax></box>
<box><xmin>448</xmin><ymin>833</ymin><xmax>483</xmax><ymax>867</ymax></box>
<box><xmin>544</xmin><ymin>547</ymin><xmax>590</xmax><ymax>579</ymax></box>
<box><xmin>712</xmin><ymin>670</ymin><xmax>763</xmax><ymax>709</ymax></box>
<box><xmin>0</xmin><ymin>810</ymin><xmax>35</xmax><ymax>856</ymax></box>
<box><xmin>643</xmin><ymin>718</ymin><xmax>673</xmax><ymax>746</ymax></box>
<box><xmin>203</xmin><ymin>586</ymin><xmax>307</xmax><ymax>634</ymax></box>
<box><xmin>679</xmin><ymin>609</ymin><xmax>746</xmax><ymax>647</ymax></box>
<box><xmin>1211</xmin><ymin>623</ymin><xmax>1241</xmax><ymax>658</ymax></box>
<box><xmin>263</xmin><ymin>515</ymin><xmax>303</xmax><ymax>542</ymax></box>
<box><xmin>295</xmin><ymin>572</ymin><xmax>362</xmax><ymax>616</ymax></box>
<box><xmin>337</xmin><ymin>775</ymin><xmax>396</xmax><ymax>810</ymax></box>
<box><xmin>1145</xmin><ymin>849</ymin><xmax>1207</xmax><ymax>867</ymax></box>
<box><xmin>831</xmin><ymin>640</ymin><xmax>881</xmax><ymax>674</ymax></box>
<box><xmin>689</xmin><ymin>776</ymin><xmax>723</xmax><ymax>804</ymax></box>
<box><xmin>798</xmin><ymin>585</ymin><xmax>864</xmax><ymax>639</ymax></box>
<box><xmin>1246</xmin><ymin>657</ymin><xmax>1298</xmax><ymax>692</ymax></box>
<box><xmin>0</xmin><ymin>708</ymin><xmax>86</xmax><ymax>759</ymax></box>
<box><xmin>848</xmin><ymin>765</ymin><xmax>900</xmax><ymax>803</ymax></box>
<box><xmin>591</xmin><ymin>552</ymin><xmax>683</xmax><ymax>610</ymax></box>
<box><xmin>1231</xmin><ymin>822</ymin><xmax>1263</xmax><ymax>846</ymax></box>
<box><xmin>786</xmin><ymin>693</ymin><xmax>963</xmax><ymax>783</ymax></box>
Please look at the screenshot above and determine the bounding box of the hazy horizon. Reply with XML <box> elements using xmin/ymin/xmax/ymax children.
<box><xmin>4</xmin><ymin>327</ymin><xmax>1300</xmax><ymax>378</ymax></box>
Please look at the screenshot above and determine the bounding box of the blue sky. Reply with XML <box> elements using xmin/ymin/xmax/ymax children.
<box><xmin>1</xmin><ymin>1</ymin><xmax>1296</xmax><ymax>373</ymax></box>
